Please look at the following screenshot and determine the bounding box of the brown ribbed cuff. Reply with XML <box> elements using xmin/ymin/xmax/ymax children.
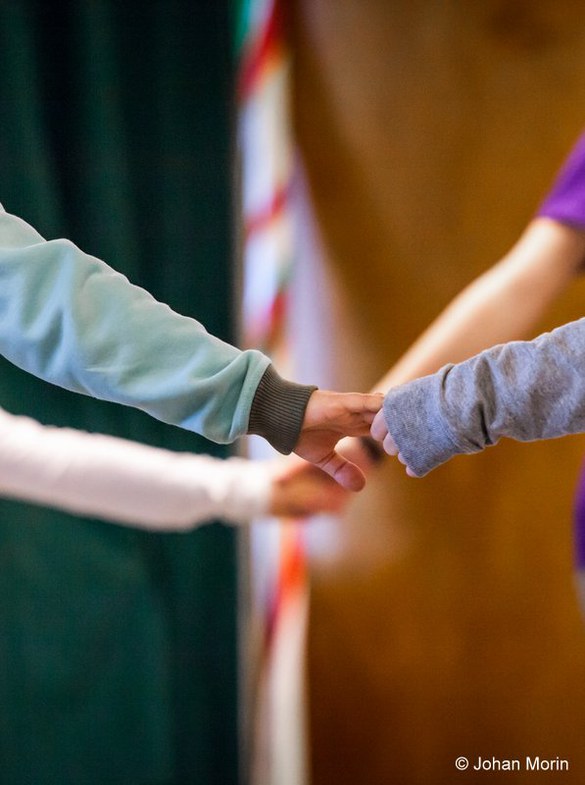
<box><xmin>247</xmin><ymin>365</ymin><xmax>317</xmax><ymax>454</ymax></box>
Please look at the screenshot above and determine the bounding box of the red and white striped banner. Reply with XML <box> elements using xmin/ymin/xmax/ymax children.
<box><xmin>237</xmin><ymin>2</ymin><xmax>309</xmax><ymax>784</ymax></box>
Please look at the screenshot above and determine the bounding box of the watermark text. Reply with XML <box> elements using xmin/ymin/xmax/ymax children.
<box><xmin>454</xmin><ymin>756</ymin><xmax>569</xmax><ymax>773</ymax></box>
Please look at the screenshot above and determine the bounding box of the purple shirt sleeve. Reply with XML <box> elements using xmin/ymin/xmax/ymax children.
<box><xmin>537</xmin><ymin>131</ymin><xmax>585</xmax><ymax>229</ymax></box>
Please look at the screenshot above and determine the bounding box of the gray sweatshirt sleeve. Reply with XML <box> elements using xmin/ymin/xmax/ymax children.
<box><xmin>383</xmin><ymin>317</ymin><xmax>585</xmax><ymax>476</ymax></box>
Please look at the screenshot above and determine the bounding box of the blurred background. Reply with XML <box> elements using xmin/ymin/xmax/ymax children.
<box><xmin>0</xmin><ymin>2</ymin><xmax>237</xmax><ymax>784</ymax></box>
<box><xmin>2</xmin><ymin>1</ymin><xmax>585</xmax><ymax>784</ymax></box>
<box><xmin>289</xmin><ymin>2</ymin><xmax>585</xmax><ymax>784</ymax></box>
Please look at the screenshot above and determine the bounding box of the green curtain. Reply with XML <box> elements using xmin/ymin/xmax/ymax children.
<box><xmin>0</xmin><ymin>2</ymin><xmax>237</xmax><ymax>783</ymax></box>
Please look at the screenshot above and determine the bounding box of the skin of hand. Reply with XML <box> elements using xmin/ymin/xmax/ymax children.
<box><xmin>266</xmin><ymin>435</ymin><xmax>379</xmax><ymax>513</ymax></box>
<box><xmin>267</xmin><ymin>458</ymin><xmax>350</xmax><ymax>518</ymax></box>
<box><xmin>293</xmin><ymin>390</ymin><xmax>384</xmax><ymax>491</ymax></box>
<box><xmin>370</xmin><ymin>407</ymin><xmax>419</xmax><ymax>477</ymax></box>
<box><xmin>335</xmin><ymin>434</ymin><xmax>384</xmax><ymax>473</ymax></box>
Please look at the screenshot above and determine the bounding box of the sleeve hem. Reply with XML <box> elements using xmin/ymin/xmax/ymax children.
<box><xmin>247</xmin><ymin>365</ymin><xmax>317</xmax><ymax>454</ymax></box>
<box><xmin>383</xmin><ymin>369</ymin><xmax>464</xmax><ymax>476</ymax></box>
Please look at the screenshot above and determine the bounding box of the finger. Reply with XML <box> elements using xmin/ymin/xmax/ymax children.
<box><xmin>383</xmin><ymin>433</ymin><xmax>398</xmax><ymax>455</ymax></box>
<box><xmin>317</xmin><ymin>450</ymin><xmax>366</xmax><ymax>492</ymax></box>
<box><xmin>332</xmin><ymin>392</ymin><xmax>384</xmax><ymax>417</ymax></box>
<box><xmin>361</xmin><ymin>410</ymin><xmax>381</xmax><ymax>426</ymax></box>
<box><xmin>303</xmin><ymin>391</ymin><xmax>382</xmax><ymax>434</ymax></box>
<box><xmin>362</xmin><ymin>392</ymin><xmax>384</xmax><ymax>413</ymax></box>
<box><xmin>406</xmin><ymin>466</ymin><xmax>421</xmax><ymax>478</ymax></box>
<box><xmin>338</xmin><ymin>436</ymin><xmax>380</xmax><ymax>472</ymax></box>
<box><xmin>370</xmin><ymin>408</ymin><xmax>388</xmax><ymax>441</ymax></box>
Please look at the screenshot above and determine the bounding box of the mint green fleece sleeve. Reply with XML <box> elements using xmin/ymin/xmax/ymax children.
<box><xmin>0</xmin><ymin>207</ymin><xmax>276</xmax><ymax>446</ymax></box>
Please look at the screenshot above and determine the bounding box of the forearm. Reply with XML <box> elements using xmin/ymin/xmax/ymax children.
<box><xmin>376</xmin><ymin>219</ymin><xmax>585</xmax><ymax>391</ymax></box>
<box><xmin>0</xmin><ymin>207</ymin><xmax>314</xmax><ymax>452</ymax></box>
<box><xmin>0</xmin><ymin>407</ymin><xmax>272</xmax><ymax>527</ymax></box>
<box><xmin>384</xmin><ymin>316</ymin><xmax>585</xmax><ymax>476</ymax></box>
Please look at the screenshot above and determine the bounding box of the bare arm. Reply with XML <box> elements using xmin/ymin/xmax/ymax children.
<box><xmin>372</xmin><ymin>316</ymin><xmax>585</xmax><ymax>476</ymax></box>
<box><xmin>338</xmin><ymin>217</ymin><xmax>585</xmax><ymax>470</ymax></box>
<box><xmin>377</xmin><ymin>218</ymin><xmax>585</xmax><ymax>391</ymax></box>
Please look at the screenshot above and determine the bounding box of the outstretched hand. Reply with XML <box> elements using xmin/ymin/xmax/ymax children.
<box><xmin>370</xmin><ymin>408</ymin><xmax>419</xmax><ymax>477</ymax></box>
<box><xmin>293</xmin><ymin>390</ymin><xmax>383</xmax><ymax>491</ymax></box>
<box><xmin>268</xmin><ymin>458</ymin><xmax>350</xmax><ymax>518</ymax></box>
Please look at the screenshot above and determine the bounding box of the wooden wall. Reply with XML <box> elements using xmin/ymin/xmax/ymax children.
<box><xmin>290</xmin><ymin>1</ymin><xmax>585</xmax><ymax>783</ymax></box>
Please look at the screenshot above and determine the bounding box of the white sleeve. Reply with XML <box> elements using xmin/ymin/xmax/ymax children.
<box><xmin>0</xmin><ymin>407</ymin><xmax>272</xmax><ymax>528</ymax></box>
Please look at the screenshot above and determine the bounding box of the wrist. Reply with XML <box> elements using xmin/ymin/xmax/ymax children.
<box><xmin>247</xmin><ymin>365</ymin><xmax>317</xmax><ymax>454</ymax></box>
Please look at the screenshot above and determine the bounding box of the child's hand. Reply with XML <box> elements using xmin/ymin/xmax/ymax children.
<box><xmin>370</xmin><ymin>408</ymin><xmax>420</xmax><ymax>477</ymax></box>
<box><xmin>267</xmin><ymin>458</ymin><xmax>350</xmax><ymax>518</ymax></box>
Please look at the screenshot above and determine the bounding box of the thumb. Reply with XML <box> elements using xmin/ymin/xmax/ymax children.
<box><xmin>317</xmin><ymin>449</ymin><xmax>367</xmax><ymax>492</ymax></box>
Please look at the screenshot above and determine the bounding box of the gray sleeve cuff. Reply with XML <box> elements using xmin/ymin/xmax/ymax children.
<box><xmin>383</xmin><ymin>369</ymin><xmax>468</xmax><ymax>477</ymax></box>
<box><xmin>247</xmin><ymin>364</ymin><xmax>317</xmax><ymax>454</ymax></box>
<box><xmin>384</xmin><ymin>318</ymin><xmax>585</xmax><ymax>476</ymax></box>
